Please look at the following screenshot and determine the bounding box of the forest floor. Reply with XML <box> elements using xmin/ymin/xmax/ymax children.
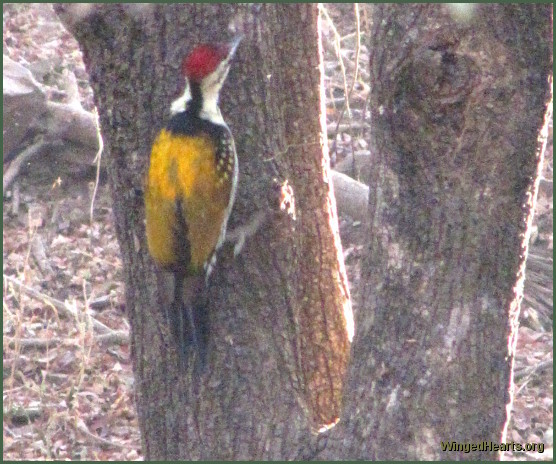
<box><xmin>3</xmin><ymin>4</ymin><xmax>553</xmax><ymax>461</ymax></box>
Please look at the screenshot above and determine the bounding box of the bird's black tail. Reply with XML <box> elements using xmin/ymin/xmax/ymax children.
<box><xmin>170</xmin><ymin>273</ymin><xmax>209</xmax><ymax>372</ymax></box>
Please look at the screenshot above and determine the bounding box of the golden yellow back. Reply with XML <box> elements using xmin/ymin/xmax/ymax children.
<box><xmin>145</xmin><ymin>129</ymin><xmax>233</xmax><ymax>274</ymax></box>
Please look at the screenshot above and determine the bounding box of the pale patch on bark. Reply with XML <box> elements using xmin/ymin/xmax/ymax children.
<box><xmin>385</xmin><ymin>384</ymin><xmax>400</xmax><ymax>413</ymax></box>
<box><xmin>414</xmin><ymin>426</ymin><xmax>438</xmax><ymax>460</ymax></box>
<box><xmin>444</xmin><ymin>303</ymin><xmax>471</xmax><ymax>362</ymax></box>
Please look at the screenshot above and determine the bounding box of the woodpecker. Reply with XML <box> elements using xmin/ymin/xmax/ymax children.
<box><xmin>145</xmin><ymin>37</ymin><xmax>241</xmax><ymax>369</ymax></box>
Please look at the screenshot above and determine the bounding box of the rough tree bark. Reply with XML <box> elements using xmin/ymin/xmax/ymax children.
<box><xmin>321</xmin><ymin>4</ymin><xmax>552</xmax><ymax>460</ymax></box>
<box><xmin>55</xmin><ymin>4</ymin><xmax>351</xmax><ymax>460</ymax></box>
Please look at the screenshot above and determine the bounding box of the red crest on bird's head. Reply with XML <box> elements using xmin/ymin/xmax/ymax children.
<box><xmin>182</xmin><ymin>44</ymin><xmax>230</xmax><ymax>82</ymax></box>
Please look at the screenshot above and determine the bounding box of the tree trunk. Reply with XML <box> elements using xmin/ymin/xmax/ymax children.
<box><xmin>322</xmin><ymin>3</ymin><xmax>552</xmax><ymax>460</ymax></box>
<box><xmin>55</xmin><ymin>4</ymin><xmax>351</xmax><ymax>460</ymax></box>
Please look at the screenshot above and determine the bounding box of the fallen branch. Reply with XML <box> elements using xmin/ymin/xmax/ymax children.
<box><xmin>333</xmin><ymin>151</ymin><xmax>370</xmax><ymax>175</ymax></box>
<box><xmin>6</xmin><ymin>336</ymin><xmax>74</xmax><ymax>350</ymax></box>
<box><xmin>3</xmin><ymin>138</ymin><xmax>57</xmax><ymax>192</ymax></box>
<box><xmin>95</xmin><ymin>331</ymin><xmax>129</xmax><ymax>345</ymax></box>
<box><xmin>75</xmin><ymin>417</ymin><xmax>131</xmax><ymax>450</ymax></box>
<box><xmin>3</xmin><ymin>57</ymin><xmax>101</xmax><ymax>191</ymax></box>
<box><xmin>327</xmin><ymin>122</ymin><xmax>368</xmax><ymax>136</ymax></box>
<box><xmin>331</xmin><ymin>170</ymin><xmax>369</xmax><ymax>222</ymax></box>
<box><xmin>6</xmin><ymin>331</ymin><xmax>128</xmax><ymax>350</ymax></box>
<box><xmin>3</xmin><ymin>274</ymin><xmax>127</xmax><ymax>339</ymax></box>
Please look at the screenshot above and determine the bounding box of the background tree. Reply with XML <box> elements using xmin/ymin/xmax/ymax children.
<box><xmin>322</xmin><ymin>3</ymin><xmax>552</xmax><ymax>460</ymax></box>
<box><xmin>55</xmin><ymin>3</ymin><xmax>351</xmax><ymax>460</ymax></box>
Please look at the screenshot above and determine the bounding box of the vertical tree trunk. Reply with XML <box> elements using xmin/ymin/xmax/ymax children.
<box><xmin>322</xmin><ymin>3</ymin><xmax>552</xmax><ymax>460</ymax></box>
<box><xmin>55</xmin><ymin>3</ymin><xmax>351</xmax><ymax>460</ymax></box>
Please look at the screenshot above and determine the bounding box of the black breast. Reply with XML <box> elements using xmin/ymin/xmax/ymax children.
<box><xmin>166</xmin><ymin>110</ymin><xmax>227</xmax><ymax>142</ymax></box>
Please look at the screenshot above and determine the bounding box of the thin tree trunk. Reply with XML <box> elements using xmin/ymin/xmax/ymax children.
<box><xmin>322</xmin><ymin>3</ymin><xmax>552</xmax><ymax>460</ymax></box>
<box><xmin>55</xmin><ymin>3</ymin><xmax>351</xmax><ymax>460</ymax></box>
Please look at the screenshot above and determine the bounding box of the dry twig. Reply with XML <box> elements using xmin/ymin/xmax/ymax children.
<box><xmin>3</xmin><ymin>274</ymin><xmax>127</xmax><ymax>338</ymax></box>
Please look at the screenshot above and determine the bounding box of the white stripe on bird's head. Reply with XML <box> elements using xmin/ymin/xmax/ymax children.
<box><xmin>170</xmin><ymin>81</ymin><xmax>192</xmax><ymax>115</ymax></box>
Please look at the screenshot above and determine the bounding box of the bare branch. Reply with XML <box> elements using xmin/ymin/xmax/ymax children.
<box><xmin>3</xmin><ymin>274</ymin><xmax>127</xmax><ymax>338</ymax></box>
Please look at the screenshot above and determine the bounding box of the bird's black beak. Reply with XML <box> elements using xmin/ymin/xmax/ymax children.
<box><xmin>228</xmin><ymin>35</ymin><xmax>242</xmax><ymax>58</ymax></box>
